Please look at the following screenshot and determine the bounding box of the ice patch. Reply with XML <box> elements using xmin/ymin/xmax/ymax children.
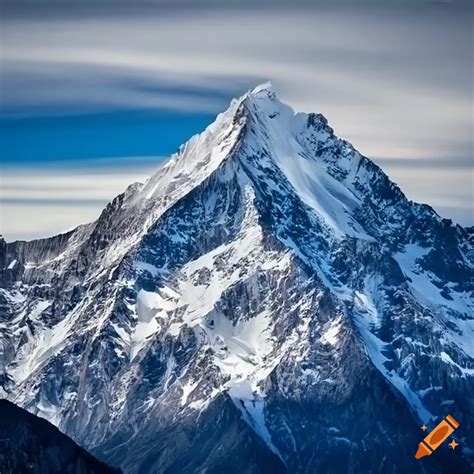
<box><xmin>134</xmin><ymin>260</ymin><xmax>160</xmax><ymax>277</ymax></box>
<box><xmin>209</xmin><ymin>310</ymin><xmax>274</xmax><ymax>380</ymax></box>
<box><xmin>228</xmin><ymin>381</ymin><xmax>283</xmax><ymax>462</ymax></box>
<box><xmin>440</xmin><ymin>316</ymin><xmax>474</xmax><ymax>360</ymax></box>
<box><xmin>9</xmin><ymin>300</ymin><xmax>78</xmax><ymax>385</ymax></box>
<box><xmin>320</xmin><ymin>318</ymin><xmax>341</xmax><ymax>346</ymax></box>
<box><xmin>440</xmin><ymin>351</ymin><xmax>474</xmax><ymax>376</ymax></box>
<box><xmin>180</xmin><ymin>379</ymin><xmax>199</xmax><ymax>406</ymax></box>
<box><xmin>28</xmin><ymin>300</ymin><xmax>51</xmax><ymax>321</ymax></box>
<box><xmin>354</xmin><ymin>290</ymin><xmax>380</xmax><ymax>329</ymax></box>
<box><xmin>394</xmin><ymin>244</ymin><xmax>472</xmax><ymax>315</ymax></box>
<box><xmin>130</xmin><ymin>288</ymin><xmax>179</xmax><ymax>359</ymax></box>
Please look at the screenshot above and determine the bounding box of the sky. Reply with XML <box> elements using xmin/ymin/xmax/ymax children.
<box><xmin>0</xmin><ymin>0</ymin><xmax>473</xmax><ymax>241</ymax></box>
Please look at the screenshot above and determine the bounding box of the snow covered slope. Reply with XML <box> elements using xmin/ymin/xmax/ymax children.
<box><xmin>1</xmin><ymin>84</ymin><xmax>473</xmax><ymax>473</ymax></box>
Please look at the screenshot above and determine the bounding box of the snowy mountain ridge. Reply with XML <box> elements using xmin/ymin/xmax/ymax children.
<box><xmin>1</xmin><ymin>83</ymin><xmax>473</xmax><ymax>473</ymax></box>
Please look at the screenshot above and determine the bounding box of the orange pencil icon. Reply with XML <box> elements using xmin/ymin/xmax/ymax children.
<box><xmin>415</xmin><ymin>414</ymin><xmax>459</xmax><ymax>459</ymax></box>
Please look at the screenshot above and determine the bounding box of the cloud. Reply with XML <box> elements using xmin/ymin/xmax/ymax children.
<box><xmin>2</xmin><ymin>3</ymin><xmax>471</xmax><ymax>158</ymax></box>
<box><xmin>0</xmin><ymin>1</ymin><xmax>472</xmax><ymax>238</ymax></box>
<box><xmin>375</xmin><ymin>156</ymin><xmax>472</xmax><ymax>169</ymax></box>
<box><xmin>0</xmin><ymin>159</ymin><xmax>157</xmax><ymax>241</ymax></box>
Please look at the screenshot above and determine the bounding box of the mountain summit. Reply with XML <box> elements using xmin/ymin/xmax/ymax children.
<box><xmin>1</xmin><ymin>85</ymin><xmax>473</xmax><ymax>473</ymax></box>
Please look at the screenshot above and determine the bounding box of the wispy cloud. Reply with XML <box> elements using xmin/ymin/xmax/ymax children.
<box><xmin>0</xmin><ymin>159</ymin><xmax>157</xmax><ymax>241</ymax></box>
<box><xmin>3</xmin><ymin>3</ymin><xmax>472</xmax><ymax>160</ymax></box>
<box><xmin>1</xmin><ymin>1</ymin><xmax>472</xmax><ymax>238</ymax></box>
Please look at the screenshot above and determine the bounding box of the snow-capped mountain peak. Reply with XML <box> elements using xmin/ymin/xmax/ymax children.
<box><xmin>1</xmin><ymin>85</ymin><xmax>472</xmax><ymax>474</ymax></box>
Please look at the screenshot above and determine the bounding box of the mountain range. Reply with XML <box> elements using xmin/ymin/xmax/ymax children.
<box><xmin>1</xmin><ymin>83</ymin><xmax>472</xmax><ymax>473</ymax></box>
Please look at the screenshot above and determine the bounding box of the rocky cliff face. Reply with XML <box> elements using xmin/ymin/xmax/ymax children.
<box><xmin>1</xmin><ymin>84</ymin><xmax>472</xmax><ymax>473</ymax></box>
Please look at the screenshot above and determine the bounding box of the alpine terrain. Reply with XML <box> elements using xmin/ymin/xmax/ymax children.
<box><xmin>1</xmin><ymin>83</ymin><xmax>473</xmax><ymax>473</ymax></box>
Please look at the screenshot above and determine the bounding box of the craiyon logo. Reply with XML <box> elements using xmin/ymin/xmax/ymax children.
<box><xmin>415</xmin><ymin>414</ymin><xmax>460</xmax><ymax>460</ymax></box>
